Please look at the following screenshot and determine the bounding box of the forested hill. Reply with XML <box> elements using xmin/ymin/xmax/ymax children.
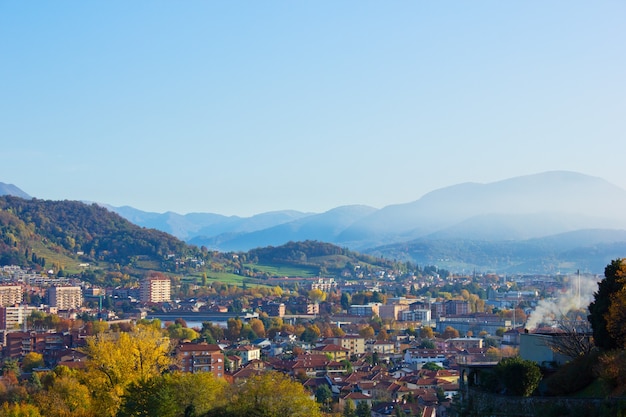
<box><xmin>247</xmin><ymin>240</ymin><xmax>413</xmax><ymax>274</ymax></box>
<box><xmin>0</xmin><ymin>196</ymin><xmax>196</xmax><ymax>270</ymax></box>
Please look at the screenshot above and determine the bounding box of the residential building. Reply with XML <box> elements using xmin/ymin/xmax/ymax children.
<box><xmin>325</xmin><ymin>335</ymin><xmax>366</xmax><ymax>356</ymax></box>
<box><xmin>140</xmin><ymin>276</ymin><xmax>171</xmax><ymax>303</ymax></box>
<box><xmin>262</xmin><ymin>302</ymin><xmax>285</xmax><ymax>317</ymax></box>
<box><xmin>234</xmin><ymin>345</ymin><xmax>261</xmax><ymax>365</ymax></box>
<box><xmin>349</xmin><ymin>303</ymin><xmax>381</xmax><ymax>317</ymax></box>
<box><xmin>177</xmin><ymin>342</ymin><xmax>224</xmax><ymax>377</ymax></box>
<box><xmin>311</xmin><ymin>278</ymin><xmax>337</xmax><ymax>292</ymax></box>
<box><xmin>48</xmin><ymin>286</ymin><xmax>83</xmax><ymax>310</ymax></box>
<box><xmin>0</xmin><ymin>305</ymin><xmax>39</xmax><ymax>330</ymax></box>
<box><xmin>447</xmin><ymin>337</ymin><xmax>484</xmax><ymax>350</ymax></box>
<box><xmin>401</xmin><ymin>309</ymin><xmax>431</xmax><ymax>323</ymax></box>
<box><xmin>379</xmin><ymin>304</ymin><xmax>409</xmax><ymax>321</ymax></box>
<box><xmin>0</xmin><ymin>285</ymin><xmax>22</xmax><ymax>306</ymax></box>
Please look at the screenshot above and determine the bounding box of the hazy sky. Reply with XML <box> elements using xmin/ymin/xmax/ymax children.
<box><xmin>1</xmin><ymin>2</ymin><xmax>624</xmax><ymax>216</ymax></box>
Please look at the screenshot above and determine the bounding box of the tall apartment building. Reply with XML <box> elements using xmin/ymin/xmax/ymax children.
<box><xmin>48</xmin><ymin>286</ymin><xmax>83</xmax><ymax>310</ymax></box>
<box><xmin>0</xmin><ymin>305</ymin><xmax>39</xmax><ymax>330</ymax></box>
<box><xmin>0</xmin><ymin>285</ymin><xmax>23</xmax><ymax>306</ymax></box>
<box><xmin>140</xmin><ymin>276</ymin><xmax>171</xmax><ymax>303</ymax></box>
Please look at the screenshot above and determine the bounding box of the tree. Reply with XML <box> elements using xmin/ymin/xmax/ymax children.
<box><xmin>341</xmin><ymin>292</ymin><xmax>351</xmax><ymax>311</ymax></box>
<box><xmin>225</xmin><ymin>318</ymin><xmax>243</xmax><ymax>341</ymax></box>
<box><xmin>589</xmin><ymin>258</ymin><xmax>626</xmax><ymax>350</ymax></box>
<box><xmin>83</xmin><ymin>324</ymin><xmax>172</xmax><ymax>415</ymax></box>
<box><xmin>118</xmin><ymin>376</ymin><xmax>178</xmax><ymax>417</ymax></box>
<box><xmin>315</xmin><ymin>384</ymin><xmax>332</xmax><ymax>411</ymax></box>
<box><xmin>343</xmin><ymin>399</ymin><xmax>356</xmax><ymax>417</ymax></box>
<box><xmin>249</xmin><ymin>318</ymin><xmax>266</xmax><ymax>338</ymax></box>
<box><xmin>22</xmin><ymin>352</ymin><xmax>44</xmax><ymax>372</ymax></box>
<box><xmin>308</xmin><ymin>289</ymin><xmax>326</xmax><ymax>304</ymax></box>
<box><xmin>422</xmin><ymin>362</ymin><xmax>443</xmax><ymax>371</ymax></box>
<box><xmin>495</xmin><ymin>357</ymin><xmax>542</xmax><ymax>397</ymax></box>
<box><xmin>543</xmin><ymin>316</ymin><xmax>595</xmax><ymax>359</ymax></box>
<box><xmin>359</xmin><ymin>325</ymin><xmax>375</xmax><ymax>339</ymax></box>
<box><xmin>301</xmin><ymin>325</ymin><xmax>321</xmax><ymax>343</ymax></box>
<box><xmin>356</xmin><ymin>401</ymin><xmax>370</xmax><ymax>417</ymax></box>
<box><xmin>419</xmin><ymin>326</ymin><xmax>434</xmax><ymax>339</ymax></box>
<box><xmin>225</xmin><ymin>372</ymin><xmax>323</xmax><ymax>417</ymax></box>
<box><xmin>442</xmin><ymin>326</ymin><xmax>460</xmax><ymax>339</ymax></box>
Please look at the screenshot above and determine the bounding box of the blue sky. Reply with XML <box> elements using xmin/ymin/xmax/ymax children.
<box><xmin>1</xmin><ymin>1</ymin><xmax>624</xmax><ymax>216</ymax></box>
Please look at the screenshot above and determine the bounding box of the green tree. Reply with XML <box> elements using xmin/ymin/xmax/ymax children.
<box><xmin>495</xmin><ymin>357</ymin><xmax>542</xmax><ymax>397</ymax></box>
<box><xmin>343</xmin><ymin>399</ymin><xmax>356</xmax><ymax>417</ymax></box>
<box><xmin>340</xmin><ymin>292</ymin><xmax>351</xmax><ymax>311</ymax></box>
<box><xmin>590</xmin><ymin>259</ymin><xmax>626</xmax><ymax>350</ymax></box>
<box><xmin>315</xmin><ymin>384</ymin><xmax>332</xmax><ymax>411</ymax></box>
<box><xmin>422</xmin><ymin>361</ymin><xmax>443</xmax><ymax>371</ymax></box>
<box><xmin>118</xmin><ymin>376</ymin><xmax>178</xmax><ymax>417</ymax></box>
<box><xmin>356</xmin><ymin>401</ymin><xmax>370</xmax><ymax>417</ymax></box>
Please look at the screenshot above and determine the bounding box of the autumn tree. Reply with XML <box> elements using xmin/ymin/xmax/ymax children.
<box><xmin>249</xmin><ymin>318</ymin><xmax>266</xmax><ymax>338</ymax></box>
<box><xmin>225</xmin><ymin>318</ymin><xmax>243</xmax><ymax>341</ymax></box>
<box><xmin>359</xmin><ymin>325</ymin><xmax>375</xmax><ymax>339</ymax></box>
<box><xmin>82</xmin><ymin>324</ymin><xmax>172</xmax><ymax>416</ymax></box>
<box><xmin>214</xmin><ymin>372</ymin><xmax>323</xmax><ymax>417</ymax></box>
<box><xmin>22</xmin><ymin>352</ymin><xmax>44</xmax><ymax>373</ymax></box>
<box><xmin>420</xmin><ymin>326</ymin><xmax>434</xmax><ymax>339</ymax></box>
<box><xmin>441</xmin><ymin>326</ymin><xmax>460</xmax><ymax>339</ymax></box>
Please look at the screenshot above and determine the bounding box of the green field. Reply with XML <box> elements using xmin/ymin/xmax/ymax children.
<box><xmin>245</xmin><ymin>263</ymin><xmax>319</xmax><ymax>278</ymax></box>
<box><xmin>182</xmin><ymin>271</ymin><xmax>272</xmax><ymax>288</ymax></box>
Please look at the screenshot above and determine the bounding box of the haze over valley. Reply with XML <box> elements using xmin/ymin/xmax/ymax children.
<box><xmin>3</xmin><ymin>170</ymin><xmax>626</xmax><ymax>274</ymax></box>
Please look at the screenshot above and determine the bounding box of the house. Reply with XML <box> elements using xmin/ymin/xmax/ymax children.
<box><xmin>324</xmin><ymin>335</ymin><xmax>366</xmax><ymax>355</ymax></box>
<box><xmin>340</xmin><ymin>392</ymin><xmax>372</xmax><ymax>409</ymax></box>
<box><xmin>368</xmin><ymin>340</ymin><xmax>395</xmax><ymax>354</ymax></box>
<box><xmin>176</xmin><ymin>342</ymin><xmax>225</xmax><ymax>377</ymax></box>
<box><xmin>234</xmin><ymin>345</ymin><xmax>261</xmax><ymax>365</ymax></box>
<box><xmin>313</xmin><ymin>344</ymin><xmax>350</xmax><ymax>361</ymax></box>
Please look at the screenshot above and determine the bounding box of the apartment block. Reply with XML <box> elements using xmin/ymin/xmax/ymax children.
<box><xmin>48</xmin><ymin>286</ymin><xmax>83</xmax><ymax>310</ymax></box>
<box><xmin>140</xmin><ymin>276</ymin><xmax>171</xmax><ymax>303</ymax></box>
<box><xmin>0</xmin><ymin>285</ymin><xmax>23</xmax><ymax>306</ymax></box>
<box><xmin>177</xmin><ymin>342</ymin><xmax>224</xmax><ymax>377</ymax></box>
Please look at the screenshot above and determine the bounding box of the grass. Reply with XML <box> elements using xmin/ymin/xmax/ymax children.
<box><xmin>181</xmin><ymin>271</ymin><xmax>272</xmax><ymax>288</ymax></box>
<box><xmin>245</xmin><ymin>263</ymin><xmax>318</xmax><ymax>277</ymax></box>
<box><xmin>29</xmin><ymin>239</ymin><xmax>92</xmax><ymax>274</ymax></box>
<box><xmin>574</xmin><ymin>379</ymin><xmax>612</xmax><ymax>398</ymax></box>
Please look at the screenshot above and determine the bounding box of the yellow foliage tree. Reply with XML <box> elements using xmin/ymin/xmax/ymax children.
<box><xmin>229</xmin><ymin>372</ymin><xmax>323</xmax><ymax>417</ymax></box>
<box><xmin>82</xmin><ymin>324</ymin><xmax>172</xmax><ymax>416</ymax></box>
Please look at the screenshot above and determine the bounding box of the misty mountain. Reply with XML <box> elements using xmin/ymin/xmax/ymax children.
<box><xmin>367</xmin><ymin>229</ymin><xmax>626</xmax><ymax>274</ymax></box>
<box><xmin>6</xmin><ymin>170</ymin><xmax>626</xmax><ymax>273</ymax></box>
<box><xmin>0</xmin><ymin>182</ymin><xmax>30</xmax><ymax>199</ymax></box>
<box><xmin>189</xmin><ymin>205</ymin><xmax>377</xmax><ymax>252</ymax></box>
<box><xmin>337</xmin><ymin>171</ymin><xmax>626</xmax><ymax>247</ymax></box>
<box><xmin>104</xmin><ymin>205</ymin><xmax>311</xmax><ymax>241</ymax></box>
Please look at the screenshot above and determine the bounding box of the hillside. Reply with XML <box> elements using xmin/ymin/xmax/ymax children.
<box><xmin>0</xmin><ymin>196</ymin><xmax>411</xmax><ymax>285</ymax></box>
<box><xmin>0</xmin><ymin>196</ymin><xmax>199</xmax><ymax>278</ymax></box>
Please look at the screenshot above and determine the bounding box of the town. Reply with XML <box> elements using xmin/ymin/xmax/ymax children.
<box><xmin>0</xmin><ymin>261</ymin><xmax>596</xmax><ymax>417</ymax></box>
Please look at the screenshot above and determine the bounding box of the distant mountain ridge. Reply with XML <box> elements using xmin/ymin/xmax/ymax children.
<box><xmin>3</xmin><ymin>171</ymin><xmax>626</xmax><ymax>273</ymax></box>
<box><xmin>0</xmin><ymin>182</ymin><xmax>31</xmax><ymax>199</ymax></box>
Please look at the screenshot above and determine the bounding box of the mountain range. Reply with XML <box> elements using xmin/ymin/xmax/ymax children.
<box><xmin>3</xmin><ymin>171</ymin><xmax>626</xmax><ymax>274</ymax></box>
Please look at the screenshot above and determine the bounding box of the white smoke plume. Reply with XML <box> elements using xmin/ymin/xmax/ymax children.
<box><xmin>525</xmin><ymin>273</ymin><xmax>600</xmax><ymax>330</ymax></box>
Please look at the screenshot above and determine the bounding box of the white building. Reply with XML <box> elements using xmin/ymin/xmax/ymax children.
<box><xmin>0</xmin><ymin>285</ymin><xmax>23</xmax><ymax>306</ymax></box>
<box><xmin>140</xmin><ymin>276</ymin><xmax>171</xmax><ymax>303</ymax></box>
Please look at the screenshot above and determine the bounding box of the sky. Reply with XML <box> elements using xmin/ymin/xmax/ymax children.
<box><xmin>1</xmin><ymin>1</ymin><xmax>625</xmax><ymax>217</ymax></box>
